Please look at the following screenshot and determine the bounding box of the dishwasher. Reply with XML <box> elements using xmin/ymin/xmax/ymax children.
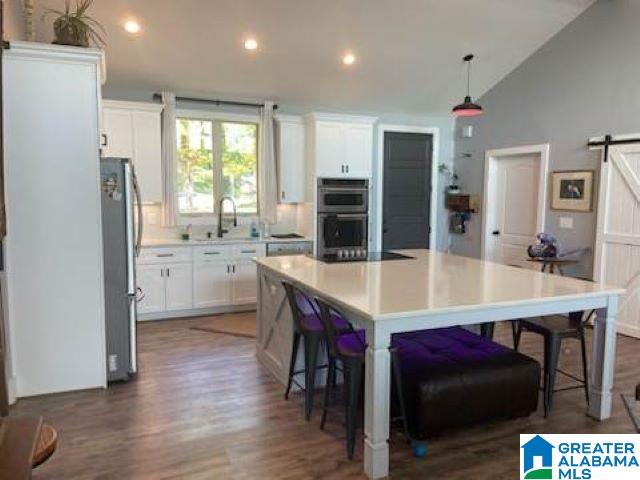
<box><xmin>266</xmin><ymin>241</ymin><xmax>313</xmax><ymax>257</ymax></box>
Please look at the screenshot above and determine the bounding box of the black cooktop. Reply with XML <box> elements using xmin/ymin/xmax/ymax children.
<box><xmin>317</xmin><ymin>251</ymin><xmax>414</xmax><ymax>264</ymax></box>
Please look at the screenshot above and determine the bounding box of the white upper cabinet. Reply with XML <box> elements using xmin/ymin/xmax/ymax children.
<box><xmin>102</xmin><ymin>108</ymin><xmax>133</xmax><ymax>158</ymax></box>
<box><xmin>102</xmin><ymin>100</ymin><xmax>163</xmax><ymax>203</ymax></box>
<box><xmin>315</xmin><ymin>121</ymin><xmax>345</xmax><ymax>178</ymax></box>
<box><xmin>275</xmin><ymin>115</ymin><xmax>305</xmax><ymax>204</ymax></box>
<box><xmin>344</xmin><ymin>123</ymin><xmax>374</xmax><ymax>178</ymax></box>
<box><xmin>132</xmin><ymin>110</ymin><xmax>163</xmax><ymax>203</ymax></box>
<box><xmin>306</xmin><ymin>113</ymin><xmax>377</xmax><ymax>179</ymax></box>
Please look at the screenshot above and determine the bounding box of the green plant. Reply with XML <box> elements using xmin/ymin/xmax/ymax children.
<box><xmin>44</xmin><ymin>0</ymin><xmax>105</xmax><ymax>47</ymax></box>
<box><xmin>438</xmin><ymin>163</ymin><xmax>459</xmax><ymax>183</ymax></box>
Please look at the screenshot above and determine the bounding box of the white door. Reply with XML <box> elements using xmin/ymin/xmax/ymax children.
<box><xmin>165</xmin><ymin>263</ymin><xmax>193</xmax><ymax>311</ymax></box>
<box><xmin>136</xmin><ymin>264</ymin><xmax>165</xmax><ymax>314</ymax></box>
<box><xmin>193</xmin><ymin>261</ymin><xmax>232</xmax><ymax>308</ymax></box>
<box><xmin>344</xmin><ymin>124</ymin><xmax>372</xmax><ymax>178</ymax></box>
<box><xmin>132</xmin><ymin>111</ymin><xmax>163</xmax><ymax>203</ymax></box>
<box><xmin>485</xmin><ymin>150</ymin><xmax>545</xmax><ymax>268</ymax></box>
<box><xmin>102</xmin><ymin>109</ymin><xmax>134</xmax><ymax>158</ymax></box>
<box><xmin>594</xmin><ymin>141</ymin><xmax>640</xmax><ymax>338</ymax></box>
<box><xmin>232</xmin><ymin>261</ymin><xmax>259</xmax><ymax>305</ymax></box>
<box><xmin>315</xmin><ymin>122</ymin><xmax>345</xmax><ymax>177</ymax></box>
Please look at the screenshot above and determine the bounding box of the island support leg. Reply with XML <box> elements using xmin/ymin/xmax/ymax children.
<box><xmin>364</xmin><ymin>322</ymin><xmax>391</xmax><ymax>479</ymax></box>
<box><xmin>588</xmin><ymin>295</ymin><xmax>618</xmax><ymax>420</ymax></box>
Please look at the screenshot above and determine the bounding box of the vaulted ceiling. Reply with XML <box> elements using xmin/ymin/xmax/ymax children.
<box><xmin>34</xmin><ymin>0</ymin><xmax>595</xmax><ymax>114</ymax></box>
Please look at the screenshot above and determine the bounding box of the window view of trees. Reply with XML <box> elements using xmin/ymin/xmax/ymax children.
<box><xmin>176</xmin><ymin>118</ymin><xmax>258</xmax><ymax>216</ymax></box>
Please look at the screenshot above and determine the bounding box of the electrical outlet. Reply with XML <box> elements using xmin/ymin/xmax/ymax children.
<box><xmin>559</xmin><ymin>217</ymin><xmax>574</xmax><ymax>229</ymax></box>
<box><xmin>108</xmin><ymin>354</ymin><xmax>118</xmax><ymax>372</ymax></box>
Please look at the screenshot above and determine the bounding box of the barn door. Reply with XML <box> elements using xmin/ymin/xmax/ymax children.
<box><xmin>594</xmin><ymin>141</ymin><xmax>640</xmax><ymax>338</ymax></box>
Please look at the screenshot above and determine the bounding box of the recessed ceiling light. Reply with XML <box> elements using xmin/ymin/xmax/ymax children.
<box><xmin>244</xmin><ymin>38</ymin><xmax>258</xmax><ymax>51</ymax></box>
<box><xmin>124</xmin><ymin>20</ymin><xmax>141</xmax><ymax>34</ymax></box>
<box><xmin>342</xmin><ymin>52</ymin><xmax>356</xmax><ymax>65</ymax></box>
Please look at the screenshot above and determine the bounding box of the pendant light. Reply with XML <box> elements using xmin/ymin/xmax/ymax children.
<box><xmin>452</xmin><ymin>54</ymin><xmax>484</xmax><ymax>117</ymax></box>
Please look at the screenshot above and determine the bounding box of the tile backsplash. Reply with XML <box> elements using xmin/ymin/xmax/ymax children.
<box><xmin>141</xmin><ymin>203</ymin><xmax>309</xmax><ymax>240</ymax></box>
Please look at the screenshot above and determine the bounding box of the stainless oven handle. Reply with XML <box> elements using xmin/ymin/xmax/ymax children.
<box><xmin>318</xmin><ymin>213</ymin><xmax>368</xmax><ymax>220</ymax></box>
<box><xmin>319</xmin><ymin>187</ymin><xmax>368</xmax><ymax>194</ymax></box>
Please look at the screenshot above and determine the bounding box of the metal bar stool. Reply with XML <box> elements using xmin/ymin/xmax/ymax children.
<box><xmin>282</xmin><ymin>281</ymin><xmax>351</xmax><ymax>421</ymax></box>
<box><xmin>315</xmin><ymin>297</ymin><xmax>409</xmax><ymax>460</ymax></box>
<box><xmin>514</xmin><ymin>310</ymin><xmax>592</xmax><ymax>417</ymax></box>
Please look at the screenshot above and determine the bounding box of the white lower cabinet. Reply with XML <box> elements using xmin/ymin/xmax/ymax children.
<box><xmin>137</xmin><ymin>243</ymin><xmax>267</xmax><ymax>319</ymax></box>
<box><xmin>232</xmin><ymin>261</ymin><xmax>259</xmax><ymax>305</ymax></box>
<box><xmin>165</xmin><ymin>263</ymin><xmax>194</xmax><ymax>311</ymax></box>
<box><xmin>136</xmin><ymin>262</ymin><xmax>193</xmax><ymax>314</ymax></box>
<box><xmin>194</xmin><ymin>261</ymin><xmax>232</xmax><ymax>308</ymax></box>
<box><xmin>136</xmin><ymin>264</ymin><xmax>166</xmax><ymax>314</ymax></box>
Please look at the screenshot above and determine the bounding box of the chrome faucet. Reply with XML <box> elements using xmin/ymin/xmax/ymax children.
<box><xmin>217</xmin><ymin>196</ymin><xmax>237</xmax><ymax>238</ymax></box>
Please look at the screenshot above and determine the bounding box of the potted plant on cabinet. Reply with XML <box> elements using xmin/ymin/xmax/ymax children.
<box><xmin>438</xmin><ymin>163</ymin><xmax>460</xmax><ymax>193</ymax></box>
<box><xmin>44</xmin><ymin>0</ymin><xmax>105</xmax><ymax>48</ymax></box>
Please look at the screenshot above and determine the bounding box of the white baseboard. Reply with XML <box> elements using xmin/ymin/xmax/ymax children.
<box><xmin>138</xmin><ymin>304</ymin><xmax>256</xmax><ymax>321</ymax></box>
<box><xmin>7</xmin><ymin>374</ymin><xmax>17</xmax><ymax>405</ymax></box>
<box><xmin>617</xmin><ymin>323</ymin><xmax>640</xmax><ymax>339</ymax></box>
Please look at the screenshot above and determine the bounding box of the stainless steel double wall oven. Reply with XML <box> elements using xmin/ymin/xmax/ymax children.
<box><xmin>317</xmin><ymin>178</ymin><xmax>369</xmax><ymax>259</ymax></box>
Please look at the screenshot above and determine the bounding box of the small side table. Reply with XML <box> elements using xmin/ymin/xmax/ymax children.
<box><xmin>527</xmin><ymin>257</ymin><xmax>579</xmax><ymax>275</ymax></box>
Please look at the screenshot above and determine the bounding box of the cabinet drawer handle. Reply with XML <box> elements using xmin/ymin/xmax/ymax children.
<box><xmin>204</xmin><ymin>252</ymin><xmax>220</xmax><ymax>255</ymax></box>
<box><xmin>241</xmin><ymin>250</ymin><xmax>256</xmax><ymax>254</ymax></box>
<box><xmin>101</xmin><ymin>134</ymin><xmax>108</xmax><ymax>147</ymax></box>
<box><xmin>156</xmin><ymin>253</ymin><xmax>174</xmax><ymax>258</ymax></box>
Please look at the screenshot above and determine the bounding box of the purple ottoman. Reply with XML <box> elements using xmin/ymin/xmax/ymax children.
<box><xmin>393</xmin><ymin>327</ymin><xmax>540</xmax><ymax>438</ymax></box>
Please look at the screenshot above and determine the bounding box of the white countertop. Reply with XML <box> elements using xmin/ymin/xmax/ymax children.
<box><xmin>142</xmin><ymin>236</ymin><xmax>312</xmax><ymax>248</ymax></box>
<box><xmin>254</xmin><ymin>249</ymin><xmax>624</xmax><ymax>321</ymax></box>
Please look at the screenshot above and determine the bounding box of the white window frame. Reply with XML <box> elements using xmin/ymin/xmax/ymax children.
<box><xmin>175</xmin><ymin>109</ymin><xmax>260</xmax><ymax>225</ymax></box>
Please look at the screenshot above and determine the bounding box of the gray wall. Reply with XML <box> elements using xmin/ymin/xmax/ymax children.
<box><xmin>451</xmin><ymin>0</ymin><xmax>640</xmax><ymax>278</ymax></box>
<box><xmin>3</xmin><ymin>0</ymin><xmax>25</xmax><ymax>40</ymax></box>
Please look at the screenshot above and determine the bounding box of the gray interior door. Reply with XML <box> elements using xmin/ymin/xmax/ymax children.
<box><xmin>382</xmin><ymin>131</ymin><xmax>433</xmax><ymax>250</ymax></box>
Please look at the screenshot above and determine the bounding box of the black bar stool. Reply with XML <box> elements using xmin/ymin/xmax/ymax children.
<box><xmin>514</xmin><ymin>311</ymin><xmax>592</xmax><ymax>417</ymax></box>
<box><xmin>282</xmin><ymin>282</ymin><xmax>351</xmax><ymax>421</ymax></box>
<box><xmin>315</xmin><ymin>297</ymin><xmax>409</xmax><ymax>460</ymax></box>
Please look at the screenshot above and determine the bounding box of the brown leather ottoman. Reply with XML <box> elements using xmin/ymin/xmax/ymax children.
<box><xmin>393</xmin><ymin>327</ymin><xmax>541</xmax><ymax>438</ymax></box>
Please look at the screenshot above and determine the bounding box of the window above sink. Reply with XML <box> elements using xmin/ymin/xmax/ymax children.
<box><xmin>176</xmin><ymin>111</ymin><xmax>258</xmax><ymax>222</ymax></box>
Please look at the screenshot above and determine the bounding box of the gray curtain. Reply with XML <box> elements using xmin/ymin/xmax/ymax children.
<box><xmin>161</xmin><ymin>92</ymin><xmax>178</xmax><ymax>227</ymax></box>
<box><xmin>258</xmin><ymin>101</ymin><xmax>278</xmax><ymax>224</ymax></box>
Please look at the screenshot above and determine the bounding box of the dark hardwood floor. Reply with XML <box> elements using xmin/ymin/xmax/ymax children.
<box><xmin>10</xmin><ymin>315</ymin><xmax>639</xmax><ymax>479</ymax></box>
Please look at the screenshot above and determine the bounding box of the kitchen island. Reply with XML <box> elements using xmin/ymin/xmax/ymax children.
<box><xmin>254</xmin><ymin>249</ymin><xmax>623</xmax><ymax>479</ymax></box>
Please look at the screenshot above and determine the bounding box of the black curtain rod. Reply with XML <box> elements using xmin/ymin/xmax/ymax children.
<box><xmin>588</xmin><ymin>134</ymin><xmax>640</xmax><ymax>163</ymax></box>
<box><xmin>152</xmin><ymin>93</ymin><xmax>277</xmax><ymax>110</ymax></box>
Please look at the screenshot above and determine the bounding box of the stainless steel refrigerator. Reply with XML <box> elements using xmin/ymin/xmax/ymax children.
<box><xmin>100</xmin><ymin>158</ymin><xmax>143</xmax><ymax>382</ymax></box>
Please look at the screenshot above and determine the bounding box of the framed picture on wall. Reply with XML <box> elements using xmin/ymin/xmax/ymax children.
<box><xmin>551</xmin><ymin>170</ymin><xmax>594</xmax><ymax>212</ymax></box>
